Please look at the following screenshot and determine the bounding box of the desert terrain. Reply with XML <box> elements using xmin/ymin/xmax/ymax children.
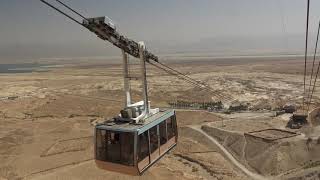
<box><xmin>1</xmin><ymin>56</ymin><xmax>320</xmax><ymax>180</ymax></box>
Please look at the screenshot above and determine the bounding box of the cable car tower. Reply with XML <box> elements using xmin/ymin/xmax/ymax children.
<box><xmin>40</xmin><ymin>0</ymin><xmax>177</xmax><ymax>175</ymax></box>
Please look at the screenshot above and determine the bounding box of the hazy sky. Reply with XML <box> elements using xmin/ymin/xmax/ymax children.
<box><xmin>1</xmin><ymin>0</ymin><xmax>320</xmax><ymax>61</ymax></box>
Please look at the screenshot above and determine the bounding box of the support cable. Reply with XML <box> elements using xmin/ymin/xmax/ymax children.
<box><xmin>157</xmin><ymin>62</ymin><xmax>225</xmax><ymax>97</ymax></box>
<box><xmin>302</xmin><ymin>0</ymin><xmax>310</xmax><ymax>113</ymax></box>
<box><xmin>55</xmin><ymin>0</ymin><xmax>88</xmax><ymax>20</ymax></box>
<box><xmin>307</xmin><ymin>21</ymin><xmax>320</xmax><ymax>112</ymax></box>
<box><xmin>307</xmin><ymin>61</ymin><xmax>320</xmax><ymax>112</ymax></box>
<box><xmin>40</xmin><ymin>0</ymin><xmax>83</xmax><ymax>26</ymax></box>
<box><xmin>157</xmin><ymin>61</ymin><xmax>207</xmax><ymax>87</ymax></box>
<box><xmin>148</xmin><ymin>62</ymin><xmax>204</xmax><ymax>90</ymax></box>
<box><xmin>148</xmin><ymin>61</ymin><xmax>232</xmax><ymax>102</ymax></box>
<box><xmin>40</xmin><ymin>0</ymin><xmax>232</xmax><ymax>103</ymax></box>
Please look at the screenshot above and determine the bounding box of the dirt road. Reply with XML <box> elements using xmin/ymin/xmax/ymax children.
<box><xmin>189</xmin><ymin>126</ymin><xmax>267</xmax><ymax>180</ymax></box>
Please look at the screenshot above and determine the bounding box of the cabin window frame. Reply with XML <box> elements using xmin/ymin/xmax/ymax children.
<box><xmin>159</xmin><ymin>120</ymin><xmax>168</xmax><ymax>146</ymax></box>
<box><xmin>137</xmin><ymin>130</ymin><xmax>150</xmax><ymax>163</ymax></box>
<box><xmin>167</xmin><ymin>116</ymin><xmax>176</xmax><ymax>140</ymax></box>
<box><xmin>149</xmin><ymin>125</ymin><xmax>159</xmax><ymax>154</ymax></box>
<box><xmin>95</xmin><ymin>129</ymin><xmax>134</xmax><ymax>166</ymax></box>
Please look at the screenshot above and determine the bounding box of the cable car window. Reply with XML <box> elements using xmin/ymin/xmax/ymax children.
<box><xmin>106</xmin><ymin>132</ymin><xmax>121</xmax><ymax>163</ymax></box>
<box><xmin>149</xmin><ymin>126</ymin><xmax>158</xmax><ymax>153</ymax></box>
<box><xmin>96</xmin><ymin>129</ymin><xmax>107</xmax><ymax>161</ymax></box>
<box><xmin>159</xmin><ymin>121</ymin><xmax>167</xmax><ymax>145</ymax></box>
<box><xmin>173</xmin><ymin>116</ymin><xmax>177</xmax><ymax>135</ymax></box>
<box><xmin>96</xmin><ymin>130</ymin><xmax>134</xmax><ymax>166</ymax></box>
<box><xmin>120</xmin><ymin>132</ymin><xmax>134</xmax><ymax>166</ymax></box>
<box><xmin>167</xmin><ymin>117</ymin><xmax>176</xmax><ymax>140</ymax></box>
<box><xmin>138</xmin><ymin>131</ymin><xmax>149</xmax><ymax>162</ymax></box>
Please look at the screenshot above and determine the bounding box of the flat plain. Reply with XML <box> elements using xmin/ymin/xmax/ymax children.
<box><xmin>1</xmin><ymin>56</ymin><xmax>320</xmax><ymax>180</ymax></box>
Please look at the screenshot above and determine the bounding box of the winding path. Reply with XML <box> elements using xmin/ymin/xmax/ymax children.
<box><xmin>189</xmin><ymin>125</ymin><xmax>268</xmax><ymax>180</ymax></box>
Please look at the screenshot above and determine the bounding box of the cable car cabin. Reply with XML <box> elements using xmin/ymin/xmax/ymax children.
<box><xmin>94</xmin><ymin>109</ymin><xmax>177</xmax><ymax>175</ymax></box>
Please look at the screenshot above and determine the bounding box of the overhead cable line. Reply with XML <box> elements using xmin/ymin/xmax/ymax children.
<box><xmin>55</xmin><ymin>0</ymin><xmax>88</xmax><ymax>20</ymax></box>
<box><xmin>307</xmin><ymin>20</ymin><xmax>320</xmax><ymax>112</ymax></box>
<box><xmin>155</xmin><ymin>61</ymin><xmax>231</xmax><ymax>100</ymax></box>
<box><xmin>40</xmin><ymin>0</ymin><xmax>232</xmax><ymax>103</ymax></box>
<box><xmin>157</xmin><ymin>61</ymin><xmax>208</xmax><ymax>87</ymax></box>
<box><xmin>307</xmin><ymin>60</ymin><xmax>320</xmax><ymax>112</ymax></box>
<box><xmin>40</xmin><ymin>0</ymin><xmax>83</xmax><ymax>26</ymax></box>
<box><xmin>148</xmin><ymin>62</ymin><xmax>231</xmax><ymax>102</ymax></box>
<box><xmin>148</xmin><ymin>61</ymin><xmax>232</xmax><ymax>102</ymax></box>
<box><xmin>306</xmin><ymin>19</ymin><xmax>320</xmax><ymax>105</ymax></box>
<box><xmin>302</xmin><ymin>0</ymin><xmax>310</xmax><ymax>113</ymax></box>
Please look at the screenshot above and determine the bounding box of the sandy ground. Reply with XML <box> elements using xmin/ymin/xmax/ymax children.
<box><xmin>1</xmin><ymin>56</ymin><xmax>320</xmax><ymax>180</ymax></box>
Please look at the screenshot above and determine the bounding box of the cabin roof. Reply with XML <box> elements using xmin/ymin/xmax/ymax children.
<box><xmin>95</xmin><ymin>109</ymin><xmax>175</xmax><ymax>135</ymax></box>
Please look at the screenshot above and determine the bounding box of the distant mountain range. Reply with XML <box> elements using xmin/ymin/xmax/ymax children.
<box><xmin>0</xmin><ymin>33</ymin><xmax>318</xmax><ymax>63</ymax></box>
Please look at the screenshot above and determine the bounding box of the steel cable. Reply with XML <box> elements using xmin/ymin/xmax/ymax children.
<box><xmin>302</xmin><ymin>0</ymin><xmax>310</xmax><ymax>113</ymax></box>
<box><xmin>307</xmin><ymin>20</ymin><xmax>320</xmax><ymax>111</ymax></box>
<box><xmin>155</xmin><ymin>61</ymin><xmax>232</xmax><ymax>100</ymax></box>
<box><xmin>40</xmin><ymin>0</ymin><xmax>232</xmax><ymax>103</ymax></box>
<box><xmin>55</xmin><ymin>0</ymin><xmax>88</xmax><ymax>20</ymax></box>
<box><xmin>40</xmin><ymin>0</ymin><xmax>84</xmax><ymax>26</ymax></box>
<box><xmin>148</xmin><ymin>61</ymin><xmax>232</xmax><ymax>102</ymax></box>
